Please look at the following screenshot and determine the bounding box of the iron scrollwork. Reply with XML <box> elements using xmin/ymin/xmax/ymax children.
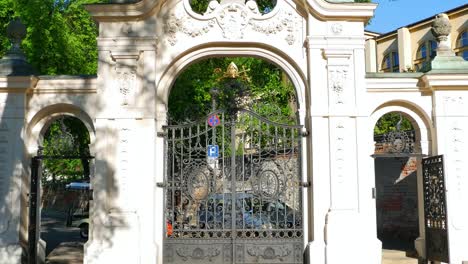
<box><xmin>176</xmin><ymin>247</ymin><xmax>221</xmax><ymax>262</ymax></box>
<box><xmin>163</xmin><ymin>108</ymin><xmax>303</xmax><ymax>263</ymax></box>
<box><xmin>247</xmin><ymin>245</ymin><xmax>291</xmax><ymax>261</ymax></box>
<box><xmin>422</xmin><ymin>155</ymin><xmax>449</xmax><ymax>263</ymax></box>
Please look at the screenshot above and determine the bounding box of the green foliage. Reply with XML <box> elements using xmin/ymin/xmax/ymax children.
<box><xmin>169</xmin><ymin>57</ymin><xmax>297</xmax><ymax>124</ymax></box>
<box><xmin>42</xmin><ymin>117</ymin><xmax>91</xmax><ymax>186</ymax></box>
<box><xmin>0</xmin><ymin>0</ymin><xmax>105</xmax><ymax>75</ymax></box>
<box><xmin>374</xmin><ymin>112</ymin><xmax>414</xmax><ymax>135</ymax></box>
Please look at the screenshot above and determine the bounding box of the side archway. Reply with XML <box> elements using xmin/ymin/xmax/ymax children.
<box><xmin>369</xmin><ymin>100</ymin><xmax>434</xmax><ymax>260</ymax></box>
<box><xmin>26</xmin><ymin>103</ymin><xmax>96</xmax><ymax>156</ymax></box>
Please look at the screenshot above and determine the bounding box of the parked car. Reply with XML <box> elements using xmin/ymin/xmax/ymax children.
<box><xmin>72</xmin><ymin>217</ymin><xmax>89</xmax><ymax>239</ymax></box>
<box><xmin>66</xmin><ymin>182</ymin><xmax>91</xmax><ymax>239</ymax></box>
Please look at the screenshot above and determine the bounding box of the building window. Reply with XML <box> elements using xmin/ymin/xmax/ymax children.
<box><xmin>381</xmin><ymin>52</ymin><xmax>399</xmax><ymax>72</ymax></box>
<box><xmin>414</xmin><ymin>40</ymin><xmax>437</xmax><ymax>71</ymax></box>
<box><xmin>456</xmin><ymin>30</ymin><xmax>468</xmax><ymax>60</ymax></box>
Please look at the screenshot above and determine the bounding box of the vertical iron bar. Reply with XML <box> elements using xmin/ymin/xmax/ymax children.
<box><xmin>231</xmin><ymin>118</ymin><xmax>237</xmax><ymax>238</ymax></box>
<box><xmin>222</xmin><ymin>113</ymin><xmax>225</xmax><ymax>230</ymax></box>
<box><xmin>291</xmin><ymin>127</ymin><xmax>296</xmax><ymax>231</ymax></box>
<box><xmin>283</xmin><ymin>127</ymin><xmax>287</xmax><ymax>229</ymax></box>
<box><xmin>28</xmin><ymin>157</ymin><xmax>39</xmax><ymax>264</ymax></box>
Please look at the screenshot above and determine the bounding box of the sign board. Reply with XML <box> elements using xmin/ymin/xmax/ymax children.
<box><xmin>207</xmin><ymin>145</ymin><xmax>219</xmax><ymax>159</ymax></box>
<box><xmin>207</xmin><ymin>114</ymin><xmax>221</xmax><ymax>127</ymax></box>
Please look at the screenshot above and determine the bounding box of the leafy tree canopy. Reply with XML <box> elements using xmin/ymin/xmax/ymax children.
<box><xmin>374</xmin><ymin>112</ymin><xmax>414</xmax><ymax>135</ymax></box>
<box><xmin>0</xmin><ymin>0</ymin><xmax>105</xmax><ymax>75</ymax></box>
<box><xmin>42</xmin><ymin>116</ymin><xmax>91</xmax><ymax>186</ymax></box>
<box><xmin>169</xmin><ymin>57</ymin><xmax>297</xmax><ymax>124</ymax></box>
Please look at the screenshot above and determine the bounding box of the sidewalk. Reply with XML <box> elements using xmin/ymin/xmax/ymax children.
<box><xmin>383</xmin><ymin>249</ymin><xmax>418</xmax><ymax>264</ymax></box>
<box><xmin>46</xmin><ymin>242</ymin><xmax>84</xmax><ymax>264</ymax></box>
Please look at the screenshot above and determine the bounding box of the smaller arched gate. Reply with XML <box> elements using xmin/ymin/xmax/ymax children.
<box><xmin>160</xmin><ymin>106</ymin><xmax>305</xmax><ymax>264</ymax></box>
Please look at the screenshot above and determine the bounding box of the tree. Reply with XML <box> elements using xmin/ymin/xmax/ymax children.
<box><xmin>42</xmin><ymin>116</ymin><xmax>91</xmax><ymax>186</ymax></box>
<box><xmin>169</xmin><ymin>57</ymin><xmax>297</xmax><ymax>124</ymax></box>
<box><xmin>0</xmin><ymin>0</ymin><xmax>105</xmax><ymax>75</ymax></box>
<box><xmin>374</xmin><ymin>112</ymin><xmax>413</xmax><ymax>135</ymax></box>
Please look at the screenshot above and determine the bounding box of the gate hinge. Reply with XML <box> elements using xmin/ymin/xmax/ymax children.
<box><xmin>300</xmin><ymin>182</ymin><xmax>311</xmax><ymax>188</ymax></box>
<box><xmin>301</xmin><ymin>131</ymin><xmax>310</xmax><ymax>137</ymax></box>
<box><xmin>156</xmin><ymin>182</ymin><xmax>167</xmax><ymax>188</ymax></box>
<box><xmin>157</xmin><ymin>132</ymin><xmax>167</xmax><ymax>138</ymax></box>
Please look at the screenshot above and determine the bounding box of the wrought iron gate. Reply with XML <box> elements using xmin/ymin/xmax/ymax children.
<box><xmin>162</xmin><ymin>109</ymin><xmax>304</xmax><ymax>264</ymax></box>
<box><xmin>28</xmin><ymin>156</ymin><xmax>41</xmax><ymax>264</ymax></box>
<box><xmin>422</xmin><ymin>155</ymin><xmax>449</xmax><ymax>263</ymax></box>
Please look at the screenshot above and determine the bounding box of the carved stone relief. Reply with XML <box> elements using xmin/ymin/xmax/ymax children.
<box><xmin>334</xmin><ymin>122</ymin><xmax>346</xmax><ymax>185</ymax></box>
<box><xmin>328</xmin><ymin>67</ymin><xmax>348</xmax><ymax>104</ymax></box>
<box><xmin>331</xmin><ymin>23</ymin><xmax>343</xmax><ymax>35</ymax></box>
<box><xmin>116</xmin><ymin>66</ymin><xmax>137</xmax><ymax>106</ymax></box>
<box><xmin>163</xmin><ymin>1</ymin><xmax>302</xmax><ymax>45</ymax></box>
<box><xmin>118</xmin><ymin>127</ymin><xmax>131</xmax><ymax>207</ymax></box>
<box><xmin>450</xmin><ymin>120</ymin><xmax>468</xmax><ymax>229</ymax></box>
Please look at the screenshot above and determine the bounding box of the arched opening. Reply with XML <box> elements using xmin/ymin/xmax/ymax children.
<box><xmin>372</xmin><ymin>111</ymin><xmax>423</xmax><ymax>264</ymax></box>
<box><xmin>162</xmin><ymin>57</ymin><xmax>305</xmax><ymax>264</ymax></box>
<box><xmin>28</xmin><ymin>114</ymin><xmax>93</xmax><ymax>264</ymax></box>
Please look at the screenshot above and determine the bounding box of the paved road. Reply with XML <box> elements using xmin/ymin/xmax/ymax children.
<box><xmin>41</xmin><ymin>210</ymin><xmax>86</xmax><ymax>256</ymax></box>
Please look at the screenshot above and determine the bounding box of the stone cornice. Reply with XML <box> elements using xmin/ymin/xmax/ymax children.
<box><xmin>420</xmin><ymin>73</ymin><xmax>468</xmax><ymax>91</ymax></box>
<box><xmin>85</xmin><ymin>0</ymin><xmax>376</xmax><ymax>23</ymax></box>
<box><xmin>98</xmin><ymin>37</ymin><xmax>158</xmax><ymax>52</ymax></box>
<box><xmin>0</xmin><ymin>76</ymin><xmax>38</xmax><ymax>92</ymax></box>
<box><xmin>31</xmin><ymin>76</ymin><xmax>98</xmax><ymax>94</ymax></box>
<box><xmin>366</xmin><ymin>77</ymin><xmax>421</xmax><ymax>92</ymax></box>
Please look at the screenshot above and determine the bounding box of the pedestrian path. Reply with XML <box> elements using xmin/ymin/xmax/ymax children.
<box><xmin>382</xmin><ymin>249</ymin><xmax>418</xmax><ymax>264</ymax></box>
<box><xmin>46</xmin><ymin>242</ymin><xmax>84</xmax><ymax>264</ymax></box>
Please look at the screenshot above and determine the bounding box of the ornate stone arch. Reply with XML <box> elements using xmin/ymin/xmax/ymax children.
<box><xmin>155</xmin><ymin>44</ymin><xmax>308</xmax><ymax>126</ymax></box>
<box><xmin>26</xmin><ymin>103</ymin><xmax>95</xmax><ymax>156</ymax></box>
<box><xmin>370</xmin><ymin>100</ymin><xmax>433</xmax><ymax>155</ymax></box>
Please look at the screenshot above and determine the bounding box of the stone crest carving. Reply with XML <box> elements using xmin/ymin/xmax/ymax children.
<box><xmin>217</xmin><ymin>3</ymin><xmax>249</xmax><ymax>39</ymax></box>
<box><xmin>116</xmin><ymin>66</ymin><xmax>137</xmax><ymax>106</ymax></box>
<box><xmin>163</xmin><ymin>1</ymin><xmax>301</xmax><ymax>45</ymax></box>
<box><xmin>329</xmin><ymin>68</ymin><xmax>348</xmax><ymax>104</ymax></box>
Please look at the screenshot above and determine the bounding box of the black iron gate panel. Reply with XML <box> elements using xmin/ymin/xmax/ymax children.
<box><xmin>28</xmin><ymin>157</ymin><xmax>41</xmax><ymax>264</ymax></box>
<box><xmin>163</xmin><ymin>109</ymin><xmax>304</xmax><ymax>264</ymax></box>
<box><xmin>422</xmin><ymin>155</ymin><xmax>449</xmax><ymax>263</ymax></box>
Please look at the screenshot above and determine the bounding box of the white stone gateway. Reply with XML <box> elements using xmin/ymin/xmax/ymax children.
<box><xmin>0</xmin><ymin>0</ymin><xmax>467</xmax><ymax>264</ymax></box>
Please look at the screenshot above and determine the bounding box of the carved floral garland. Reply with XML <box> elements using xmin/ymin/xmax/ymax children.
<box><xmin>163</xmin><ymin>4</ymin><xmax>300</xmax><ymax>46</ymax></box>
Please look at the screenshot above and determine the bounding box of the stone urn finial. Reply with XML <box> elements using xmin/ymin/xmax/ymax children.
<box><xmin>431</xmin><ymin>13</ymin><xmax>451</xmax><ymax>41</ymax></box>
<box><xmin>431</xmin><ymin>13</ymin><xmax>453</xmax><ymax>56</ymax></box>
<box><xmin>0</xmin><ymin>18</ymin><xmax>34</xmax><ymax>76</ymax></box>
<box><xmin>6</xmin><ymin>18</ymin><xmax>27</xmax><ymax>55</ymax></box>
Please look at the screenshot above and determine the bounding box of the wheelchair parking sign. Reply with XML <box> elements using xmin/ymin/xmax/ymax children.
<box><xmin>207</xmin><ymin>145</ymin><xmax>219</xmax><ymax>159</ymax></box>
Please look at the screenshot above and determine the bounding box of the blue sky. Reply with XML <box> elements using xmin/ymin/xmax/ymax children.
<box><xmin>365</xmin><ymin>0</ymin><xmax>467</xmax><ymax>34</ymax></box>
